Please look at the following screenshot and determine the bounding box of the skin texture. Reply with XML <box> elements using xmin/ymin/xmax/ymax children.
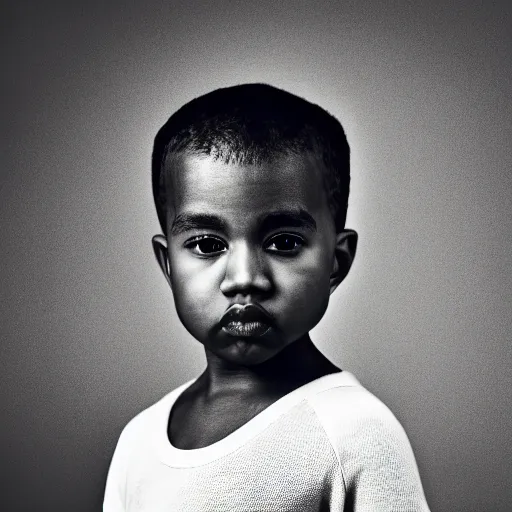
<box><xmin>152</xmin><ymin>151</ymin><xmax>357</xmax><ymax>447</ymax></box>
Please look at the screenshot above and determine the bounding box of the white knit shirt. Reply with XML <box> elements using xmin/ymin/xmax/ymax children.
<box><xmin>103</xmin><ymin>371</ymin><xmax>430</xmax><ymax>511</ymax></box>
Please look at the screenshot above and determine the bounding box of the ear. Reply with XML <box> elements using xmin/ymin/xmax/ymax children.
<box><xmin>330</xmin><ymin>229</ymin><xmax>358</xmax><ymax>295</ymax></box>
<box><xmin>152</xmin><ymin>234</ymin><xmax>172</xmax><ymax>288</ymax></box>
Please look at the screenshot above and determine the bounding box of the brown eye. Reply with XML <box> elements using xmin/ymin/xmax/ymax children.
<box><xmin>265</xmin><ymin>234</ymin><xmax>304</xmax><ymax>254</ymax></box>
<box><xmin>186</xmin><ymin>236</ymin><xmax>227</xmax><ymax>255</ymax></box>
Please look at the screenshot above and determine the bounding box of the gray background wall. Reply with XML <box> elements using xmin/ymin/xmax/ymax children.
<box><xmin>3</xmin><ymin>1</ymin><xmax>511</xmax><ymax>511</ymax></box>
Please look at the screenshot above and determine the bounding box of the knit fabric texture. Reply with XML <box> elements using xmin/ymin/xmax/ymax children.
<box><xmin>103</xmin><ymin>372</ymin><xmax>430</xmax><ymax>511</ymax></box>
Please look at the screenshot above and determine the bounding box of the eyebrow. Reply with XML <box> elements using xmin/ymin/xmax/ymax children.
<box><xmin>170</xmin><ymin>208</ymin><xmax>317</xmax><ymax>236</ymax></box>
<box><xmin>170</xmin><ymin>213</ymin><xmax>227</xmax><ymax>236</ymax></box>
<box><xmin>257</xmin><ymin>209</ymin><xmax>317</xmax><ymax>234</ymax></box>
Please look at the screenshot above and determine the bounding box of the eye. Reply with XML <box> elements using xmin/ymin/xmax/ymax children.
<box><xmin>265</xmin><ymin>233</ymin><xmax>305</xmax><ymax>254</ymax></box>
<box><xmin>185</xmin><ymin>235</ymin><xmax>227</xmax><ymax>256</ymax></box>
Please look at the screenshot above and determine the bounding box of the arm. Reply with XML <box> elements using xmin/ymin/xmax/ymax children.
<box><xmin>340</xmin><ymin>403</ymin><xmax>431</xmax><ymax>511</ymax></box>
<box><xmin>103</xmin><ymin>423</ymin><xmax>133</xmax><ymax>512</ymax></box>
<box><xmin>310</xmin><ymin>386</ymin><xmax>431</xmax><ymax>511</ymax></box>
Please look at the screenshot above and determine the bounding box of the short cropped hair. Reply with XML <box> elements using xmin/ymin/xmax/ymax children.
<box><xmin>152</xmin><ymin>83</ymin><xmax>350</xmax><ymax>235</ymax></box>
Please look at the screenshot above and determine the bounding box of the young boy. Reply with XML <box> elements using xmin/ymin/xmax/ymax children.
<box><xmin>103</xmin><ymin>83</ymin><xmax>430</xmax><ymax>511</ymax></box>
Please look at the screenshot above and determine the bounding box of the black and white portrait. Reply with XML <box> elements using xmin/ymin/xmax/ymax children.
<box><xmin>3</xmin><ymin>1</ymin><xmax>511</xmax><ymax>511</ymax></box>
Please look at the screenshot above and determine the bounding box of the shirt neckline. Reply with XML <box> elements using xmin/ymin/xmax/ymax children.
<box><xmin>155</xmin><ymin>370</ymin><xmax>359</xmax><ymax>468</ymax></box>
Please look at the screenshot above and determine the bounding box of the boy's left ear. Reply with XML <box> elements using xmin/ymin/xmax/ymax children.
<box><xmin>330</xmin><ymin>229</ymin><xmax>358</xmax><ymax>295</ymax></box>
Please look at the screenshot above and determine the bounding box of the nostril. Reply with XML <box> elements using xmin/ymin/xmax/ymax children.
<box><xmin>220</xmin><ymin>277</ymin><xmax>261</xmax><ymax>296</ymax></box>
<box><xmin>220</xmin><ymin>270</ymin><xmax>272</xmax><ymax>296</ymax></box>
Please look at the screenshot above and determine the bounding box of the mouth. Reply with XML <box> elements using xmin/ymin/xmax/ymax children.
<box><xmin>219</xmin><ymin>303</ymin><xmax>273</xmax><ymax>338</ymax></box>
<box><xmin>222</xmin><ymin>321</ymin><xmax>270</xmax><ymax>337</ymax></box>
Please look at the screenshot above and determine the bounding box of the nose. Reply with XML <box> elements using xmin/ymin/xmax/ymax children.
<box><xmin>219</xmin><ymin>241</ymin><xmax>272</xmax><ymax>297</ymax></box>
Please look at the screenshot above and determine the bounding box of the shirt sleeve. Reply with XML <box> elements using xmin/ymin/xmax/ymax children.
<box><xmin>103</xmin><ymin>421</ymin><xmax>135</xmax><ymax>512</ymax></box>
<box><xmin>338</xmin><ymin>398</ymin><xmax>431</xmax><ymax>511</ymax></box>
<box><xmin>310</xmin><ymin>386</ymin><xmax>431</xmax><ymax>511</ymax></box>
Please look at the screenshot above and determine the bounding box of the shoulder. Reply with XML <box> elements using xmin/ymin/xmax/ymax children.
<box><xmin>307</xmin><ymin>377</ymin><xmax>416</xmax><ymax>469</ymax></box>
<box><xmin>114</xmin><ymin>379</ymin><xmax>193</xmax><ymax>452</ymax></box>
<box><xmin>104</xmin><ymin>381</ymin><xmax>196</xmax><ymax>511</ymax></box>
<box><xmin>312</xmin><ymin>383</ymin><xmax>416</xmax><ymax>470</ymax></box>
<box><xmin>307</xmin><ymin>375</ymin><xmax>430</xmax><ymax>510</ymax></box>
<box><xmin>307</xmin><ymin>374</ymin><xmax>407</xmax><ymax>441</ymax></box>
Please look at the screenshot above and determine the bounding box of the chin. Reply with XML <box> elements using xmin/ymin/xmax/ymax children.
<box><xmin>218</xmin><ymin>340</ymin><xmax>279</xmax><ymax>366</ymax></box>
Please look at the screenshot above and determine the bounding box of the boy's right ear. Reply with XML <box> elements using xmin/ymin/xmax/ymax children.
<box><xmin>152</xmin><ymin>235</ymin><xmax>172</xmax><ymax>288</ymax></box>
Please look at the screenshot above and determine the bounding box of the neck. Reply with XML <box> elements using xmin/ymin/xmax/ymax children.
<box><xmin>198</xmin><ymin>334</ymin><xmax>341</xmax><ymax>398</ymax></box>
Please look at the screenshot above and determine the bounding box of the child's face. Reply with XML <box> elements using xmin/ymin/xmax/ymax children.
<box><xmin>154</xmin><ymin>151</ymin><xmax>353</xmax><ymax>366</ymax></box>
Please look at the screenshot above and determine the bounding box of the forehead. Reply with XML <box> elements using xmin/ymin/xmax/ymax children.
<box><xmin>166</xmin><ymin>152</ymin><xmax>329</xmax><ymax>224</ymax></box>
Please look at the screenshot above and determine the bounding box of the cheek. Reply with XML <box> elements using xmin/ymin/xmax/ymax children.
<box><xmin>287</xmin><ymin>242</ymin><xmax>333</xmax><ymax>290</ymax></box>
<box><xmin>274</xmin><ymin>249</ymin><xmax>332</xmax><ymax>326</ymax></box>
<box><xmin>287</xmin><ymin>271</ymin><xmax>330</xmax><ymax>317</ymax></box>
<box><xmin>168</xmin><ymin>257</ymin><xmax>221</xmax><ymax>323</ymax></box>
